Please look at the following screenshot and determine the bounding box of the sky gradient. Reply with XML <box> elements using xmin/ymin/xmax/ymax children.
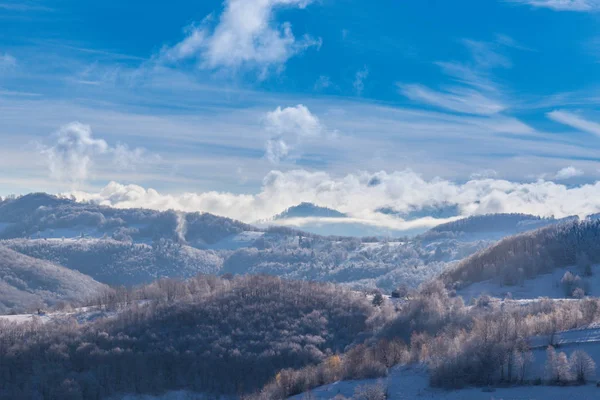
<box><xmin>3</xmin><ymin>0</ymin><xmax>600</xmax><ymax>228</ymax></box>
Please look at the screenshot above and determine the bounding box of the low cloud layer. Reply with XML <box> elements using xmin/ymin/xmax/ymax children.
<box><xmin>69</xmin><ymin>169</ymin><xmax>600</xmax><ymax>230</ymax></box>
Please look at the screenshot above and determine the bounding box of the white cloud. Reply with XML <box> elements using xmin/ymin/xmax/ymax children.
<box><xmin>510</xmin><ymin>0</ymin><xmax>600</xmax><ymax>11</ymax></box>
<box><xmin>554</xmin><ymin>166</ymin><xmax>584</xmax><ymax>180</ymax></box>
<box><xmin>0</xmin><ymin>53</ymin><xmax>16</xmax><ymax>71</ymax></box>
<box><xmin>69</xmin><ymin>169</ymin><xmax>600</xmax><ymax>229</ymax></box>
<box><xmin>399</xmin><ymin>39</ymin><xmax>513</xmax><ymax>115</ymax></box>
<box><xmin>40</xmin><ymin>122</ymin><xmax>109</xmax><ymax>183</ymax></box>
<box><xmin>399</xmin><ymin>84</ymin><xmax>506</xmax><ymax>115</ymax></box>
<box><xmin>0</xmin><ymin>2</ymin><xmax>52</xmax><ymax>11</ymax></box>
<box><xmin>163</xmin><ymin>0</ymin><xmax>321</xmax><ymax>75</ymax></box>
<box><xmin>113</xmin><ymin>143</ymin><xmax>159</xmax><ymax>169</ymax></box>
<box><xmin>39</xmin><ymin>122</ymin><xmax>155</xmax><ymax>184</ymax></box>
<box><xmin>353</xmin><ymin>66</ymin><xmax>369</xmax><ymax>96</ymax></box>
<box><xmin>265</xmin><ymin>138</ymin><xmax>290</xmax><ymax>163</ymax></box>
<box><xmin>470</xmin><ymin>169</ymin><xmax>498</xmax><ymax>179</ymax></box>
<box><xmin>547</xmin><ymin>110</ymin><xmax>600</xmax><ymax>137</ymax></box>
<box><xmin>314</xmin><ymin>75</ymin><xmax>332</xmax><ymax>91</ymax></box>
<box><xmin>263</xmin><ymin>104</ymin><xmax>329</xmax><ymax>163</ymax></box>
<box><xmin>462</xmin><ymin>39</ymin><xmax>512</xmax><ymax>69</ymax></box>
<box><xmin>264</xmin><ymin>104</ymin><xmax>324</xmax><ymax>137</ymax></box>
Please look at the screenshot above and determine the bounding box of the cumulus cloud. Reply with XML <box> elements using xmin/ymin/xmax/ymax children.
<box><xmin>547</xmin><ymin>110</ymin><xmax>600</xmax><ymax>137</ymax></box>
<box><xmin>40</xmin><ymin>122</ymin><xmax>109</xmax><ymax>183</ymax></box>
<box><xmin>264</xmin><ymin>104</ymin><xmax>323</xmax><ymax>137</ymax></box>
<box><xmin>39</xmin><ymin>122</ymin><xmax>155</xmax><ymax>184</ymax></box>
<box><xmin>509</xmin><ymin>0</ymin><xmax>600</xmax><ymax>11</ymax></box>
<box><xmin>68</xmin><ymin>169</ymin><xmax>600</xmax><ymax>229</ymax></box>
<box><xmin>554</xmin><ymin>166</ymin><xmax>584</xmax><ymax>180</ymax></box>
<box><xmin>262</xmin><ymin>104</ymin><xmax>330</xmax><ymax>163</ymax></box>
<box><xmin>265</xmin><ymin>138</ymin><xmax>290</xmax><ymax>163</ymax></box>
<box><xmin>163</xmin><ymin>0</ymin><xmax>321</xmax><ymax>75</ymax></box>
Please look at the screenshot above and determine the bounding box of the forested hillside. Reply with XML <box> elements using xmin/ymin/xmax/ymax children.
<box><xmin>252</xmin><ymin>279</ymin><xmax>600</xmax><ymax>399</ymax></box>
<box><xmin>0</xmin><ymin>275</ymin><xmax>382</xmax><ymax>399</ymax></box>
<box><xmin>442</xmin><ymin>219</ymin><xmax>600</xmax><ymax>290</ymax></box>
<box><xmin>3</xmin><ymin>239</ymin><xmax>223</xmax><ymax>286</ymax></box>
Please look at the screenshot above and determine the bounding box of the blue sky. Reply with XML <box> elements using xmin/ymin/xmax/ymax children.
<box><xmin>3</xmin><ymin>0</ymin><xmax>600</xmax><ymax>227</ymax></box>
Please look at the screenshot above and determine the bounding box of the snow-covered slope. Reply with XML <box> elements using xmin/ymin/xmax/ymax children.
<box><xmin>0</xmin><ymin>246</ymin><xmax>107</xmax><ymax>313</ymax></box>
<box><xmin>459</xmin><ymin>264</ymin><xmax>600</xmax><ymax>302</ymax></box>
<box><xmin>291</xmin><ymin>364</ymin><xmax>600</xmax><ymax>399</ymax></box>
<box><xmin>443</xmin><ymin>219</ymin><xmax>600</xmax><ymax>296</ymax></box>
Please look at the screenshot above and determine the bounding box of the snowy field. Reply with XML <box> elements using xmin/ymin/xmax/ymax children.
<box><xmin>459</xmin><ymin>264</ymin><xmax>600</xmax><ymax>302</ymax></box>
<box><xmin>291</xmin><ymin>365</ymin><xmax>600</xmax><ymax>400</ymax></box>
<box><xmin>0</xmin><ymin>305</ymin><xmax>120</xmax><ymax>325</ymax></box>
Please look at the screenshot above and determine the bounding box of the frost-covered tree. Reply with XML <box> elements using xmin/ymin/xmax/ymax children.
<box><xmin>545</xmin><ymin>347</ymin><xmax>571</xmax><ymax>384</ymax></box>
<box><xmin>570</xmin><ymin>350</ymin><xmax>596</xmax><ymax>384</ymax></box>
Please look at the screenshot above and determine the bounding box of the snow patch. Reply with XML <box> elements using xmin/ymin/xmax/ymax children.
<box><xmin>459</xmin><ymin>264</ymin><xmax>600</xmax><ymax>302</ymax></box>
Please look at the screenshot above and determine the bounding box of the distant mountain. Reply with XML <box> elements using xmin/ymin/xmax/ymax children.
<box><xmin>272</xmin><ymin>202</ymin><xmax>347</xmax><ymax>220</ymax></box>
<box><xmin>423</xmin><ymin>213</ymin><xmax>577</xmax><ymax>242</ymax></box>
<box><xmin>0</xmin><ymin>193</ymin><xmax>256</xmax><ymax>245</ymax></box>
<box><xmin>0</xmin><ymin>246</ymin><xmax>107</xmax><ymax>313</ymax></box>
<box><xmin>377</xmin><ymin>203</ymin><xmax>460</xmax><ymax>221</ymax></box>
<box><xmin>0</xmin><ymin>193</ymin><xmax>72</xmax><ymax>222</ymax></box>
<box><xmin>3</xmin><ymin>238</ymin><xmax>223</xmax><ymax>286</ymax></box>
<box><xmin>0</xmin><ymin>192</ymin><xmax>544</xmax><ymax>296</ymax></box>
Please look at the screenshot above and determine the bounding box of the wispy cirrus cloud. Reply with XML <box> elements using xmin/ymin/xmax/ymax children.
<box><xmin>161</xmin><ymin>0</ymin><xmax>321</xmax><ymax>77</ymax></box>
<box><xmin>0</xmin><ymin>1</ymin><xmax>52</xmax><ymax>12</ymax></box>
<box><xmin>398</xmin><ymin>37</ymin><xmax>519</xmax><ymax>116</ymax></box>
<box><xmin>509</xmin><ymin>0</ymin><xmax>600</xmax><ymax>11</ymax></box>
<box><xmin>547</xmin><ymin>110</ymin><xmax>600</xmax><ymax>137</ymax></box>
<box><xmin>399</xmin><ymin>84</ymin><xmax>507</xmax><ymax>115</ymax></box>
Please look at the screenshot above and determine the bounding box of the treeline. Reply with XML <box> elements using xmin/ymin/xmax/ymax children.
<box><xmin>442</xmin><ymin>219</ymin><xmax>600</xmax><ymax>288</ymax></box>
<box><xmin>0</xmin><ymin>275</ymin><xmax>385</xmax><ymax>399</ymax></box>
